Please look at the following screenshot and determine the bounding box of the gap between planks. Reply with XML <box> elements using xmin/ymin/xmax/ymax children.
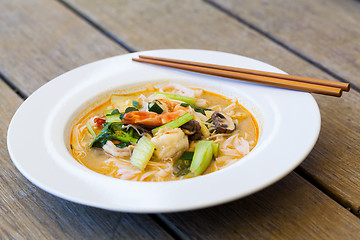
<box><xmin>204</xmin><ymin>0</ymin><xmax>359</xmax><ymax>93</ymax></box>
<box><xmin>0</xmin><ymin>72</ymin><xmax>27</xmax><ymax>100</ymax></box>
<box><xmin>57</xmin><ymin>0</ymin><xmax>136</xmax><ymax>53</ymax></box>
<box><xmin>203</xmin><ymin>1</ymin><xmax>360</xmax><ymax>217</ymax></box>
<box><xmin>294</xmin><ymin>167</ymin><xmax>359</xmax><ymax>216</ymax></box>
<box><xmin>149</xmin><ymin>214</ymin><xmax>183</xmax><ymax>240</ymax></box>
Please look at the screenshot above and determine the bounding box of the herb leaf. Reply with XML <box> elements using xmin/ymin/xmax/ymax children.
<box><xmin>132</xmin><ymin>101</ymin><xmax>140</xmax><ymax>108</ymax></box>
<box><xmin>173</xmin><ymin>151</ymin><xmax>194</xmax><ymax>176</ymax></box>
<box><xmin>148</xmin><ymin>100</ymin><xmax>164</xmax><ymax>114</ymax></box>
<box><xmin>89</xmin><ymin>122</ymin><xmax>138</xmax><ymax>148</ymax></box>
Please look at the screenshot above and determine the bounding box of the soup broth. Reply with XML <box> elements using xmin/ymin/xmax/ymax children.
<box><xmin>70</xmin><ymin>83</ymin><xmax>258</xmax><ymax>181</ymax></box>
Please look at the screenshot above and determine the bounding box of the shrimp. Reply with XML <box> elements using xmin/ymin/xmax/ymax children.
<box><xmin>151</xmin><ymin>127</ymin><xmax>189</xmax><ymax>161</ymax></box>
<box><xmin>122</xmin><ymin>111</ymin><xmax>184</xmax><ymax>127</ymax></box>
<box><xmin>123</xmin><ymin>99</ymin><xmax>191</xmax><ymax>127</ymax></box>
<box><xmin>156</xmin><ymin>98</ymin><xmax>189</xmax><ymax>113</ymax></box>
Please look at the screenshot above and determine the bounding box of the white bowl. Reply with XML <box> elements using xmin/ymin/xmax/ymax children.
<box><xmin>7</xmin><ymin>49</ymin><xmax>320</xmax><ymax>213</ymax></box>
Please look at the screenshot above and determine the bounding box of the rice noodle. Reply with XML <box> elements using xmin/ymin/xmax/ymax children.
<box><xmin>159</xmin><ymin>84</ymin><xmax>202</xmax><ymax>98</ymax></box>
<box><xmin>102</xmin><ymin>141</ymin><xmax>131</xmax><ymax>158</ymax></box>
<box><xmin>70</xmin><ymin>84</ymin><xmax>258</xmax><ymax>182</ymax></box>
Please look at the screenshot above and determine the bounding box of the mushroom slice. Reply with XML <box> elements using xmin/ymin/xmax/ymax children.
<box><xmin>181</xmin><ymin>120</ymin><xmax>202</xmax><ymax>141</ymax></box>
<box><xmin>211</xmin><ymin>111</ymin><xmax>236</xmax><ymax>133</ymax></box>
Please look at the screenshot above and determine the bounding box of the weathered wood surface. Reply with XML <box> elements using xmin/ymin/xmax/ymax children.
<box><xmin>1</xmin><ymin>0</ymin><xmax>360</xmax><ymax>239</ymax></box>
<box><xmin>161</xmin><ymin>173</ymin><xmax>360</xmax><ymax>240</ymax></box>
<box><xmin>64</xmin><ymin>0</ymin><xmax>360</xmax><ymax>213</ymax></box>
<box><xmin>0</xmin><ymin>1</ymin><xmax>172</xmax><ymax>239</ymax></box>
<box><xmin>0</xmin><ymin>80</ymin><xmax>173</xmax><ymax>239</ymax></box>
<box><xmin>0</xmin><ymin>0</ymin><xmax>126</xmax><ymax>96</ymax></box>
<box><xmin>210</xmin><ymin>0</ymin><xmax>360</xmax><ymax>88</ymax></box>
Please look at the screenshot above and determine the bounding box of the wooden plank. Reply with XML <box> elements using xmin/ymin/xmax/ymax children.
<box><xmin>63</xmin><ymin>0</ymin><xmax>360</xmax><ymax>213</ymax></box>
<box><xmin>209</xmin><ymin>0</ymin><xmax>360</xmax><ymax>87</ymax></box>
<box><xmin>0</xmin><ymin>0</ymin><xmax>127</xmax><ymax>96</ymax></box>
<box><xmin>0</xmin><ymin>80</ymin><xmax>173</xmax><ymax>239</ymax></box>
<box><xmin>0</xmin><ymin>0</ymin><xmax>173</xmax><ymax>238</ymax></box>
<box><xmin>160</xmin><ymin>173</ymin><xmax>360</xmax><ymax>240</ymax></box>
<box><xmin>2</xmin><ymin>1</ymin><xmax>359</xmax><ymax>238</ymax></box>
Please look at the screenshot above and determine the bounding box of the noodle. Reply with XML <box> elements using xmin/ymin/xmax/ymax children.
<box><xmin>70</xmin><ymin>84</ymin><xmax>258</xmax><ymax>181</ymax></box>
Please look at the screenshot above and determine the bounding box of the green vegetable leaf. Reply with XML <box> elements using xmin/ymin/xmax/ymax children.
<box><xmin>132</xmin><ymin>101</ymin><xmax>140</xmax><ymax>108</ymax></box>
<box><xmin>86</xmin><ymin>123</ymin><xmax>96</xmax><ymax>137</ymax></box>
<box><xmin>180</xmin><ymin>103</ymin><xmax>211</xmax><ymax>115</ymax></box>
<box><xmin>155</xmin><ymin>92</ymin><xmax>196</xmax><ymax>105</ymax></box>
<box><xmin>179</xmin><ymin>151</ymin><xmax>194</xmax><ymax>160</ymax></box>
<box><xmin>173</xmin><ymin>151</ymin><xmax>194</xmax><ymax>176</ymax></box>
<box><xmin>148</xmin><ymin>100</ymin><xmax>164</xmax><ymax>114</ymax></box>
<box><xmin>189</xmin><ymin>140</ymin><xmax>214</xmax><ymax>176</ymax></box>
<box><xmin>125</xmin><ymin>107</ymin><xmax>138</xmax><ymax>113</ymax></box>
<box><xmin>173</xmin><ymin>159</ymin><xmax>192</xmax><ymax>177</ymax></box>
<box><xmin>106</xmin><ymin>114</ymin><xmax>121</xmax><ymax>123</ymax></box>
<box><xmin>89</xmin><ymin>122</ymin><xmax>138</xmax><ymax>148</ymax></box>
<box><xmin>111</xmin><ymin>109</ymin><xmax>120</xmax><ymax>115</ymax></box>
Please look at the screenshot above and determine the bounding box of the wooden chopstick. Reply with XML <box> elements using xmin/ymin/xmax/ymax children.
<box><xmin>139</xmin><ymin>55</ymin><xmax>349</xmax><ymax>91</ymax></box>
<box><xmin>133</xmin><ymin>55</ymin><xmax>349</xmax><ymax>97</ymax></box>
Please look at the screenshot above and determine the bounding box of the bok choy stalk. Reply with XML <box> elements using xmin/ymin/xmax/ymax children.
<box><xmin>130</xmin><ymin>136</ymin><xmax>155</xmax><ymax>171</ymax></box>
<box><xmin>155</xmin><ymin>92</ymin><xmax>196</xmax><ymax>105</ymax></box>
<box><xmin>212</xmin><ymin>142</ymin><xmax>220</xmax><ymax>157</ymax></box>
<box><xmin>152</xmin><ymin>112</ymin><xmax>193</xmax><ymax>134</ymax></box>
<box><xmin>189</xmin><ymin>140</ymin><xmax>214</xmax><ymax>176</ymax></box>
<box><xmin>86</xmin><ymin>123</ymin><xmax>96</xmax><ymax>137</ymax></box>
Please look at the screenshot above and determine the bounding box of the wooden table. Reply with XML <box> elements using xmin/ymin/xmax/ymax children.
<box><xmin>1</xmin><ymin>0</ymin><xmax>360</xmax><ymax>239</ymax></box>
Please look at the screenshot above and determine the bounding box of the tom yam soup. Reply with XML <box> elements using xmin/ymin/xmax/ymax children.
<box><xmin>70</xmin><ymin>83</ymin><xmax>258</xmax><ymax>181</ymax></box>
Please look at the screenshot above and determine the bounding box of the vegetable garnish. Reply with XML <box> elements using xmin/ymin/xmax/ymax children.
<box><xmin>155</xmin><ymin>92</ymin><xmax>196</xmax><ymax>105</ymax></box>
<box><xmin>148</xmin><ymin>100</ymin><xmax>164</xmax><ymax>114</ymax></box>
<box><xmin>180</xmin><ymin>151</ymin><xmax>195</xmax><ymax>160</ymax></box>
<box><xmin>105</xmin><ymin>109</ymin><xmax>122</xmax><ymax>123</ymax></box>
<box><xmin>132</xmin><ymin>100</ymin><xmax>140</xmax><ymax>108</ymax></box>
<box><xmin>190</xmin><ymin>140</ymin><xmax>214</xmax><ymax>176</ymax></box>
<box><xmin>152</xmin><ymin>112</ymin><xmax>193</xmax><ymax>134</ymax></box>
<box><xmin>70</xmin><ymin>83</ymin><xmax>257</xmax><ymax>182</ymax></box>
<box><xmin>180</xmin><ymin>103</ymin><xmax>211</xmax><ymax>115</ymax></box>
<box><xmin>124</xmin><ymin>107</ymin><xmax>138</xmax><ymax>113</ymax></box>
<box><xmin>212</xmin><ymin>142</ymin><xmax>220</xmax><ymax>157</ymax></box>
<box><xmin>86</xmin><ymin>123</ymin><xmax>96</xmax><ymax>137</ymax></box>
<box><xmin>106</xmin><ymin>114</ymin><xmax>121</xmax><ymax>123</ymax></box>
<box><xmin>173</xmin><ymin>151</ymin><xmax>194</xmax><ymax>176</ymax></box>
<box><xmin>89</xmin><ymin>122</ymin><xmax>138</xmax><ymax>148</ymax></box>
<box><xmin>103</xmin><ymin>109</ymin><xmax>114</xmax><ymax>116</ymax></box>
<box><xmin>130</xmin><ymin>136</ymin><xmax>155</xmax><ymax>171</ymax></box>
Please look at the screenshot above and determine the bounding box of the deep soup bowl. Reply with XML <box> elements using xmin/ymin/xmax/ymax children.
<box><xmin>7</xmin><ymin>49</ymin><xmax>320</xmax><ymax>212</ymax></box>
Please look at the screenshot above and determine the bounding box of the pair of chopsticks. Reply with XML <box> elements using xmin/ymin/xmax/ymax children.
<box><xmin>132</xmin><ymin>55</ymin><xmax>350</xmax><ymax>97</ymax></box>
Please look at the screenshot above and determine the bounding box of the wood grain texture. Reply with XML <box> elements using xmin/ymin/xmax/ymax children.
<box><xmin>64</xmin><ymin>0</ymin><xmax>360</xmax><ymax>213</ymax></box>
<box><xmin>1</xmin><ymin>0</ymin><xmax>360</xmax><ymax>239</ymax></box>
<box><xmin>210</xmin><ymin>0</ymin><xmax>360</xmax><ymax>87</ymax></box>
<box><xmin>0</xmin><ymin>80</ymin><xmax>173</xmax><ymax>239</ymax></box>
<box><xmin>0</xmin><ymin>0</ymin><xmax>127</xmax><ymax>96</ymax></box>
<box><xmin>160</xmin><ymin>173</ymin><xmax>360</xmax><ymax>240</ymax></box>
<box><xmin>3</xmin><ymin>81</ymin><xmax>356</xmax><ymax>240</ymax></box>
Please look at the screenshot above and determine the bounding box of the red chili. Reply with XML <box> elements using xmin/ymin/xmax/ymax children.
<box><xmin>94</xmin><ymin>117</ymin><xmax>106</xmax><ymax>128</ymax></box>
